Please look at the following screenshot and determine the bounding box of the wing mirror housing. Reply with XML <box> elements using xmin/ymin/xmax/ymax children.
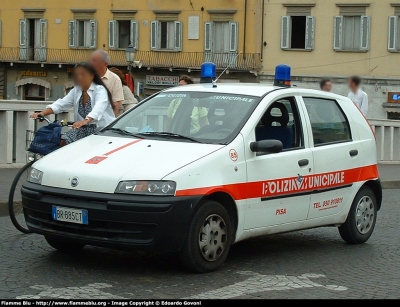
<box><xmin>250</xmin><ymin>140</ymin><xmax>283</xmax><ymax>154</ymax></box>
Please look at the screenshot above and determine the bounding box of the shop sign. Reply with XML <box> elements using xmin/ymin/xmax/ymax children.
<box><xmin>20</xmin><ymin>70</ymin><xmax>47</xmax><ymax>77</ymax></box>
<box><xmin>146</xmin><ymin>75</ymin><xmax>179</xmax><ymax>86</ymax></box>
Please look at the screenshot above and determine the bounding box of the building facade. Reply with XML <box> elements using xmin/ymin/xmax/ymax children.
<box><xmin>260</xmin><ymin>0</ymin><xmax>400</xmax><ymax>119</ymax></box>
<box><xmin>0</xmin><ymin>0</ymin><xmax>263</xmax><ymax>101</ymax></box>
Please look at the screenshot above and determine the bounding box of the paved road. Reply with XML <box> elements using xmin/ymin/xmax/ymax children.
<box><xmin>0</xmin><ymin>190</ymin><xmax>399</xmax><ymax>299</ymax></box>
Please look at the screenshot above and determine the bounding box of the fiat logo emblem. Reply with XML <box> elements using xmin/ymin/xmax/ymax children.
<box><xmin>71</xmin><ymin>177</ymin><xmax>79</xmax><ymax>187</ymax></box>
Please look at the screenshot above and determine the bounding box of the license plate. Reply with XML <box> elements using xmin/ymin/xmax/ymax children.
<box><xmin>52</xmin><ymin>206</ymin><xmax>88</xmax><ymax>225</ymax></box>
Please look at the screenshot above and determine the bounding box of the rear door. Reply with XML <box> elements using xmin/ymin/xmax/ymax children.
<box><xmin>301</xmin><ymin>97</ymin><xmax>362</xmax><ymax>219</ymax></box>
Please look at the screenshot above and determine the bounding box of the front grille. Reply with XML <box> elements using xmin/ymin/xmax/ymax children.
<box><xmin>25</xmin><ymin>208</ymin><xmax>157</xmax><ymax>244</ymax></box>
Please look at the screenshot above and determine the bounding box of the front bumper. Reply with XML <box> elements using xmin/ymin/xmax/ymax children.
<box><xmin>22</xmin><ymin>182</ymin><xmax>201</xmax><ymax>252</ymax></box>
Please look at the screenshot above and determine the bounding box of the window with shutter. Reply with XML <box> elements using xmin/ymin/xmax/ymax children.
<box><xmin>174</xmin><ymin>21</ymin><xmax>182</xmax><ymax>51</ymax></box>
<box><xmin>388</xmin><ymin>16</ymin><xmax>398</xmax><ymax>52</ymax></box>
<box><xmin>204</xmin><ymin>22</ymin><xmax>213</xmax><ymax>51</ymax></box>
<box><xmin>360</xmin><ymin>16</ymin><xmax>370</xmax><ymax>51</ymax></box>
<box><xmin>151</xmin><ymin>20</ymin><xmax>179</xmax><ymax>51</ymax></box>
<box><xmin>305</xmin><ymin>16</ymin><xmax>315</xmax><ymax>50</ymax></box>
<box><xmin>281</xmin><ymin>15</ymin><xmax>314</xmax><ymax>50</ymax></box>
<box><xmin>20</xmin><ymin>19</ymin><xmax>27</xmax><ymax>47</ymax></box>
<box><xmin>334</xmin><ymin>14</ymin><xmax>370</xmax><ymax>52</ymax></box>
<box><xmin>68</xmin><ymin>20</ymin><xmax>77</xmax><ymax>48</ymax></box>
<box><xmin>39</xmin><ymin>19</ymin><xmax>47</xmax><ymax>48</ymax></box>
<box><xmin>229</xmin><ymin>22</ymin><xmax>238</xmax><ymax>52</ymax></box>
<box><xmin>108</xmin><ymin>20</ymin><xmax>117</xmax><ymax>49</ymax></box>
<box><xmin>37</xmin><ymin>19</ymin><xmax>47</xmax><ymax>61</ymax></box>
<box><xmin>19</xmin><ymin>19</ymin><xmax>28</xmax><ymax>60</ymax></box>
<box><xmin>333</xmin><ymin>16</ymin><xmax>343</xmax><ymax>50</ymax></box>
<box><xmin>130</xmin><ymin>20</ymin><xmax>139</xmax><ymax>49</ymax></box>
<box><xmin>89</xmin><ymin>20</ymin><xmax>97</xmax><ymax>49</ymax></box>
<box><xmin>150</xmin><ymin>21</ymin><xmax>159</xmax><ymax>50</ymax></box>
<box><xmin>281</xmin><ymin>16</ymin><xmax>290</xmax><ymax>49</ymax></box>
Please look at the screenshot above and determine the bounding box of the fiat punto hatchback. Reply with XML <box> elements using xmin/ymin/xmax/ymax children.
<box><xmin>22</xmin><ymin>64</ymin><xmax>381</xmax><ymax>272</ymax></box>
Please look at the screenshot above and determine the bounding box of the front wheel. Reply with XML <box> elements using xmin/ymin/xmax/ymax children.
<box><xmin>180</xmin><ymin>200</ymin><xmax>233</xmax><ymax>273</ymax></box>
<box><xmin>339</xmin><ymin>186</ymin><xmax>377</xmax><ymax>244</ymax></box>
<box><xmin>8</xmin><ymin>161</ymin><xmax>35</xmax><ymax>234</ymax></box>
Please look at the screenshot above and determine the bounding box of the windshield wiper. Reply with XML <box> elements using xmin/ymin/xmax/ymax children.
<box><xmin>138</xmin><ymin>132</ymin><xmax>201</xmax><ymax>143</ymax></box>
<box><xmin>102</xmin><ymin>128</ymin><xmax>144</xmax><ymax>139</ymax></box>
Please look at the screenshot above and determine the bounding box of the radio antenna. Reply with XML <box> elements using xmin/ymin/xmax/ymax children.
<box><xmin>213</xmin><ymin>51</ymin><xmax>243</xmax><ymax>87</ymax></box>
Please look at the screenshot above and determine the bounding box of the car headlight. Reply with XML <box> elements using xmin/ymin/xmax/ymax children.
<box><xmin>28</xmin><ymin>168</ymin><xmax>43</xmax><ymax>184</ymax></box>
<box><xmin>115</xmin><ymin>180</ymin><xmax>176</xmax><ymax>196</ymax></box>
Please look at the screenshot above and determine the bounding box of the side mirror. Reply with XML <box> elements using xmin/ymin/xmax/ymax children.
<box><xmin>250</xmin><ymin>140</ymin><xmax>283</xmax><ymax>154</ymax></box>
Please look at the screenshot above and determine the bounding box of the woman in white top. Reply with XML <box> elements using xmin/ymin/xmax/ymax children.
<box><xmin>31</xmin><ymin>63</ymin><xmax>115</xmax><ymax>145</ymax></box>
<box><xmin>109</xmin><ymin>67</ymin><xmax>138</xmax><ymax>116</ymax></box>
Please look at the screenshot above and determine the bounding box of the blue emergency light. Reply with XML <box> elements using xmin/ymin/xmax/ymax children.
<box><xmin>274</xmin><ymin>64</ymin><xmax>291</xmax><ymax>87</ymax></box>
<box><xmin>200</xmin><ymin>62</ymin><xmax>217</xmax><ymax>84</ymax></box>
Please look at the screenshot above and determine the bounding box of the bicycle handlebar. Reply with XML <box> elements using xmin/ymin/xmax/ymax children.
<box><xmin>34</xmin><ymin>115</ymin><xmax>74</xmax><ymax>127</ymax></box>
<box><xmin>36</xmin><ymin>115</ymin><xmax>52</xmax><ymax>124</ymax></box>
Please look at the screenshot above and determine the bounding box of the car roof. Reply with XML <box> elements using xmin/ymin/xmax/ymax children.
<box><xmin>163</xmin><ymin>83</ymin><xmax>278</xmax><ymax>97</ymax></box>
<box><xmin>162</xmin><ymin>83</ymin><xmax>347</xmax><ymax>100</ymax></box>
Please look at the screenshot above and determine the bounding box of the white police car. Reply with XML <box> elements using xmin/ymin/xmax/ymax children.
<box><xmin>22</xmin><ymin>64</ymin><xmax>381</xmax><ymax>272</ymax></box>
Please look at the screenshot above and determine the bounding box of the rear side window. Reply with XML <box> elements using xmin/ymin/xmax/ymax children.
<box><xmin>303</xmin><ymin>97</ymin><xmax>351</xmax><ymax>146</ymax></box>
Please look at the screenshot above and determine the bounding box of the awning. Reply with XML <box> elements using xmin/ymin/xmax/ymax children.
<box><xmin>15</xmin><ymin>78</ymin><xmax>51</xmax><ymax>95</ymax></box>
<box><xmin>63</xmin><ymin>81</ymin><xmax>75</xmax><ymax>96</ymax></box>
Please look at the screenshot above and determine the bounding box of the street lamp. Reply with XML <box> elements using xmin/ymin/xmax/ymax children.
<box><xmin>125</xmin><ymin>45</ymin><xmax>142</xmax><ymax>70</ymax></box>
<box><xmin>125</xmin><ymin>44</ymin><xmax>136</xmax><ymax>63</ymax></box>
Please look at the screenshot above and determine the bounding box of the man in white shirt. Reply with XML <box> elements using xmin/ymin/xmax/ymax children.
<box><xmin>90</xmin><ymin>50</ymin><xmax>124</xmax><ymax>116</ymax></box>
<box><xmin>347</xmin><ymin>76</ymin><xmax>368</xmax><ymax>116</ymax></box>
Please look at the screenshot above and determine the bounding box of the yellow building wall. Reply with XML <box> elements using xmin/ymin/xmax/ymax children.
<box><xmin>0</xmin><ymin>0</ymin><xmax>262</xmax><ymax>54</ymax></box>
<box><xmin>261</xmin><ymin>0</ymin><xmax>400</xmax><ymax>79</ymax></box>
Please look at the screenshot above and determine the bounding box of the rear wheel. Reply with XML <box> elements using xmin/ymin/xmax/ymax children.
<box><xmin>8</xmin><ymin>161</ymin><xmax>34</xmax><ymax>234</ymax></box>
<box><xmin>339</xmin><ymin>186</ymin><xmax>377</xmax><ymax>244</ymax></box>
<box><xmin>45</xmin><ymin>236</ymin><xmax>85</xmax><ymax>252</ymax></box>
<box><xmin>180</xmin><ymin>200</ymin><xmax>233</xmax><ymax>273</ymax></box>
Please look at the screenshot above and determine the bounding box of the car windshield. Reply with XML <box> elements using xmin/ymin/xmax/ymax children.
<box><xmin>102</xmin><ymin>91</ymin><xmax>260</xmax><ymax>144</ymax></box>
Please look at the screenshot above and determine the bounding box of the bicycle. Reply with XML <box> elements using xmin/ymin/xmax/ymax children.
<box><xmin>8</xmin><ymin>115</ymin><xmax>74</xmax><ymax>234</ymax></box>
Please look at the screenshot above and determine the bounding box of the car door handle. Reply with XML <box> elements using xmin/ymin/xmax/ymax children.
<box><xmin>349</xmin><ymin>150</ymin><xmax>358</xmax><ymax>157</ymax></box>
<box><xmin>298</xmin><ymin>159</ymin><xmax>309</xmax><ymax>167</ymax></box>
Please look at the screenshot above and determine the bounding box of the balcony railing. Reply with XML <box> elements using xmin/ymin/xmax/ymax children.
<box><xmin>0</xmin><ymin>47</ymin><xmax>262</xmax><ymax>71</ymax></box>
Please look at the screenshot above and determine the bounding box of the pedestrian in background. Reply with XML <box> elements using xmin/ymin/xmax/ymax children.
<box><xmin>89</xmin><ymin>50</ymin><xmax>124</xmax><ymax>116</ymax></box>
<box><xmin>109</xmin><ymin>67</ymin><xmax>138</xmax><ymax>116</ymax></box>
<box><xmin>178</xmin><ymin>75</ymin><xmax>194</xmax><ymax>86</ymax></box>
<box><xmin>320</xmin><ymin>79</ymin><xmax>332</xmax><ymax>92</ymax></box>
<box><xmin>348</xmin><ymin>76</ymin><xmax>368</xmax><ymax>116</ymax></box>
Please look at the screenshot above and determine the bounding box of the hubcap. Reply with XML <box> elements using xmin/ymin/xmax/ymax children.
<box><xmin>198</xmin><ymin>214</ymin><xmax>227</xmax><ymax>262</ymax></box>
<box><xmin>355</xmin><ymin>196</ymin><xmax>375</xmax><ymax>234</ymax></box>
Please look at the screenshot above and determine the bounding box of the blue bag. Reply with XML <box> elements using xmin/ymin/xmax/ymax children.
<box><xmin>28</xmin><ymin>122</ymin><xmax>62</xmax><ymax>155</ymax></box>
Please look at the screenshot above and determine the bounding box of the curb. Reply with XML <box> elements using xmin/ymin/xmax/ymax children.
<box><xmin>381</xmin><ymin>180</ymin><xmax>400</xmax><ymax>190</ymax></box>
<box><xmin>0</xmin><ymin>203</ymin><xmax>8</xmax><ymax>217</ymax></box>
<box><xmin>0</xmin><ymin>164</ymin><xmax>26</xmax><ymax>169</ymax></box>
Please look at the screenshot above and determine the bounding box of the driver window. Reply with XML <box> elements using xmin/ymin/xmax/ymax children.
<box><xmin>255</xmin><ymin>97</ymin><xmax>303</xmax><ymax>152</ymax></box>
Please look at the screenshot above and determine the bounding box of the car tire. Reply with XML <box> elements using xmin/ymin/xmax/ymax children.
<box><xmin>339</xmin><ymin>186</ymin><xmax>377</xmax><ymax>244</ymax></box>
<box><xmin>180</xmin><ymin>200</ymin><xmax>233</xmax><ymax>273</ymax></box>
<box><xmin>45</xmin><ymin>236</ymin><xmax>85</xmax><ymax>252</ymax></box>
